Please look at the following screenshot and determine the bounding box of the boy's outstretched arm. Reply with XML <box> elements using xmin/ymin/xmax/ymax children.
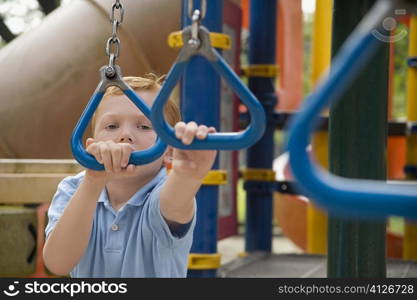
<box><xmin>43</xmin><ymin>176</ymin><xmax>106</xmax><ymax>275</ymax></box>
<box><xmin>43</xmin><ymin>140</ymin><xmax>137</xmax><ymax>275</ymax></box>
<box><xmin>159</xmin><ymin>121</ymin><xmax>217</xmax><ymax>224</ymax></box>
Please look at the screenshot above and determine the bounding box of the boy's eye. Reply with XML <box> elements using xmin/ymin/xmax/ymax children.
<box><xmin>138</xmin><ymin>124</ymin><xmax>153</xmax><ymax>130</ymax></box>
<box><xmin>106</xmin><ymin>124</ymin><xmax>118</xmax><ymax>130</ymax></box>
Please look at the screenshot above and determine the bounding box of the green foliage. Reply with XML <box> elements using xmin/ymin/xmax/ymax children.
<box><xmin>392</xmin><ymin>23</ymin><xmax>409</xmax><ymax>120</ymax></box>
<box><xmin>388</xmin><ymin>216</ymin><xmax>404</xmax><ymax>235</ymax></box>
<box><xmin>301</xmin><ymin>17</ymin><xmax>409</xmax><ymax>120</ymax></box>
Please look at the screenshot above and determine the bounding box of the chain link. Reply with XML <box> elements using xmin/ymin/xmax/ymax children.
<box><xmin>105</xmin><ymin>0</ymin><xmax>124</xmax><ymax>77</ymax></box>
<box><xmin>111</xmin><ymin>1</ymin><xmax>124</xmax><ymax>24</ymax></box>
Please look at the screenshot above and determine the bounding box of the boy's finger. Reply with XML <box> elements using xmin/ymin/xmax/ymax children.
<box><xmin>174</xmin><ymin>122</ymin><xmax>186</xmax><ymax>139</ymax></box>
<box><xmin>125</xmin><ymin>164</ymin><xmax>135</xmax><ymax>173</ymax></box>
<box><xmin>182</xmin><ymin>121</ymin><xmax>198</xmax><ymax>145</ymax></box>
<box><xmin>208</xmin><ymin>126</ymin><xmax>217</xmax><ymax>133</ymax></box>
<box><xmin>196</xmin><ymin>125</ymin><xmax>209</xmax><ymax>140</ymax></box>
<box><xmin>86</xmin><ymin>142</ymin><xmax>96</xmax><ymax>154</ymax></box>
<box><xmin>111</xmin><ymin>145</ymin><xmax>122</xmax><ymax>172</ymax></box>
<box><xmin>85</xmin><ymin>138</ymin><xmax>95</xmax><ymax>147</ymax></box>
<box><xmin>86</xmin><ymin>143</ymin><xmax>104</xmax><ymax>164</ymax></box>
<box><xmin>121</xmin><ymin>144</ymin><xmax>134</xmax><ymax>168</ymax></box>
<box><xmin>100</xmin><ymin>144</ymin><xmax>113</xmax><ymax>173</ymax></box>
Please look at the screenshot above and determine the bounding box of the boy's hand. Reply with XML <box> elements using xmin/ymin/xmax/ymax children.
<box><xmin>172</xmin><ymin>121</ymin><xmax>218</xmax><ymax>181</ymax></box>
<box><xmin>84</xmin><ymin>138</ymin><xmax>138</xmax><ymax>182</ymax></box>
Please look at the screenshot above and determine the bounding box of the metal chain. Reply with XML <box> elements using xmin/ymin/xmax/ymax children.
<box><xmin>105</xmin><ymin>0</ymin><xmax>124</xmax><ymax>77</ymax></box>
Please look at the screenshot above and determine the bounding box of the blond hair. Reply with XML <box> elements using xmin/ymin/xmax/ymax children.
<box><xmin>91</xmin><ymin>74</ymin><xmax>181</xmax><ymax>132</ymax></box>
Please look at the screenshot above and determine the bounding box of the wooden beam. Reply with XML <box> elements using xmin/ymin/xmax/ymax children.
<box><xmin>0</xmin><ymin>173</ymin><xmax>79</xmax><ymax>204</ymax></box>
<box><xmin>0</xmin><ymin>159</ymin><xmax>83</xmax><ymax>174</ymax></box>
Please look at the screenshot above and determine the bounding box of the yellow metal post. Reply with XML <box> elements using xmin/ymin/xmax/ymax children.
<box><xmin>404</xmin><ymin>15</ymin><xmax>417</xmax><ymax>261</ymax></box>
<box><xmin>311</xmin><ymin>0</ymin><xmax>333</xmax><ymax>87</ymax></box>
<box><xmin>307</xmin><ymin>0</ymin><xmax>333</xmax><ymax>254</ymax></box>
<box><xmin>309</xmin><ymin>132</ymin><xmax>329</xmax><ymax>254</ymax></box>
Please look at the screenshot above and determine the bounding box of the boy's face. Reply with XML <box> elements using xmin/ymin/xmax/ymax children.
<box><xmin>93</xmin><ymin>89</ymin><xmax>169</xmax><ymax>176</ymax></box>
<box><xmin>94</xmin><ymin>89</ymin><xmax>157</xmax><ymax>150</ymax></box>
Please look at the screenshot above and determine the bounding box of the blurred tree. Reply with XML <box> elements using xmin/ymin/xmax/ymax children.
<box><xmin>37</xmin><ymin>0</ymin><xmax>60</xmax><ymax>15</ymax></box>
<box><xmin>0</xmin><ymin>0</ymin><xmax>61</xmax><ymax>45</ymax></box>
<box><xmin>0</xmin><ymin>14</ymin><xmax>15</xmax><ymax>42</ymax></box>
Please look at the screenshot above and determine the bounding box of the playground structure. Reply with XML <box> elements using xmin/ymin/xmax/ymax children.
<box><xmin>1</xmin><ymin>0</ymin><xmax>417</xmax><ymax>278</ymax></box>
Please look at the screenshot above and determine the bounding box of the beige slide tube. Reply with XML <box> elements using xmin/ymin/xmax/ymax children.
<box><xmin>0</xmin><ymin>0</ymin><xmax>181</xmax><ymax>158</ymax></box>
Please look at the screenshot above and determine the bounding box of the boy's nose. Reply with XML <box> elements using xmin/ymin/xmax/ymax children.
<box><xmin>119</xmin><ymin>136</ymin><xmax>133</xmax><ymax>143</ymax></box>
<box><xmin>118</xmin><ymin>130</ymin><xmax>135</xmax><ymax>143</ymax></box>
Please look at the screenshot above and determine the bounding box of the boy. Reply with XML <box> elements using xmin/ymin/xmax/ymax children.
<box><xmin>43</xmin><ymin>75</ymin><xmax>217</xmax><ymax>277</ymax></box>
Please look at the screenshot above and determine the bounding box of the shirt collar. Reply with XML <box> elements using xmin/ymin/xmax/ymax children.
<box><xmin>97</xmin><ymin>167</ymin><xmax>167</xmax><ymax>207</ymax></box>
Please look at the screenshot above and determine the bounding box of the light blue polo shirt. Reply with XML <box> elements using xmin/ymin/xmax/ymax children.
<box><xmin>45</xmin><ymin>168</ymin><xmax>196</xmax><ymax>278</ymax></box>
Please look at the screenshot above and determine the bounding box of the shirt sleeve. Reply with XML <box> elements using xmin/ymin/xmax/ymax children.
<box><xmin>164</xmin><ymin>218</ymin><xmax>193</xmax><ymax>238</ymax></box>
<box><xmin>44</xmin><ymin>175</ymin><xmax>79</xmax><ymax>240</ymax></box>
<box><xmin>144</xmin><ymin>181</ymin><xmax>197</xmax><ymax>249</ymax></box>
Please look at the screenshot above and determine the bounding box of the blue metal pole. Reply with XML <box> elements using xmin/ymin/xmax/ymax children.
<box><xmin>245</xmin><ymin>0</ymin><xmax>277</xmax><ymax>252</ymax></box>
<box><xmin>182</xmin><ymin>0</ymin><xmax>222</xmax><ymax>278</ymax></box>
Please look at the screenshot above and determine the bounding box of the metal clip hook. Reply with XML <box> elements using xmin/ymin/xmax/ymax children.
<box><xmin>189</xmin><ymin>9</ymin><xmax>202</xmax><ymax>48</ymax></box>
<box><xmin>106</xmin><ymin>53</ymin><xmax>117</xmax><ymax>78</ymax></box>
<box><xmin>188</xmin><ymin>0</ymin><xmax>206</xmax><ymax>20</ymax></box>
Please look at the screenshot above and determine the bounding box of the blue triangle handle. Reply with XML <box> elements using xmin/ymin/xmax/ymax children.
<box><xmin>286</xmin><ymin>0</ymin><xmax>417</xmax><ymax>219</ymax></box>
<box><xmin>150</xmin><ymin>26</ymin><xmax>266</xmax><ymax>150</ymax></box>
<box><xmin>71</xmin><ymin>66</ymin><xmax>167</xmax><ymax>171</ymax></box>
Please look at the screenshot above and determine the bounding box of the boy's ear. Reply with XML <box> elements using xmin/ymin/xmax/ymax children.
<box><xmin>163</xmin><ymin>147</ymin><xmax>173</xmax><ymax>168</ymax></box>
